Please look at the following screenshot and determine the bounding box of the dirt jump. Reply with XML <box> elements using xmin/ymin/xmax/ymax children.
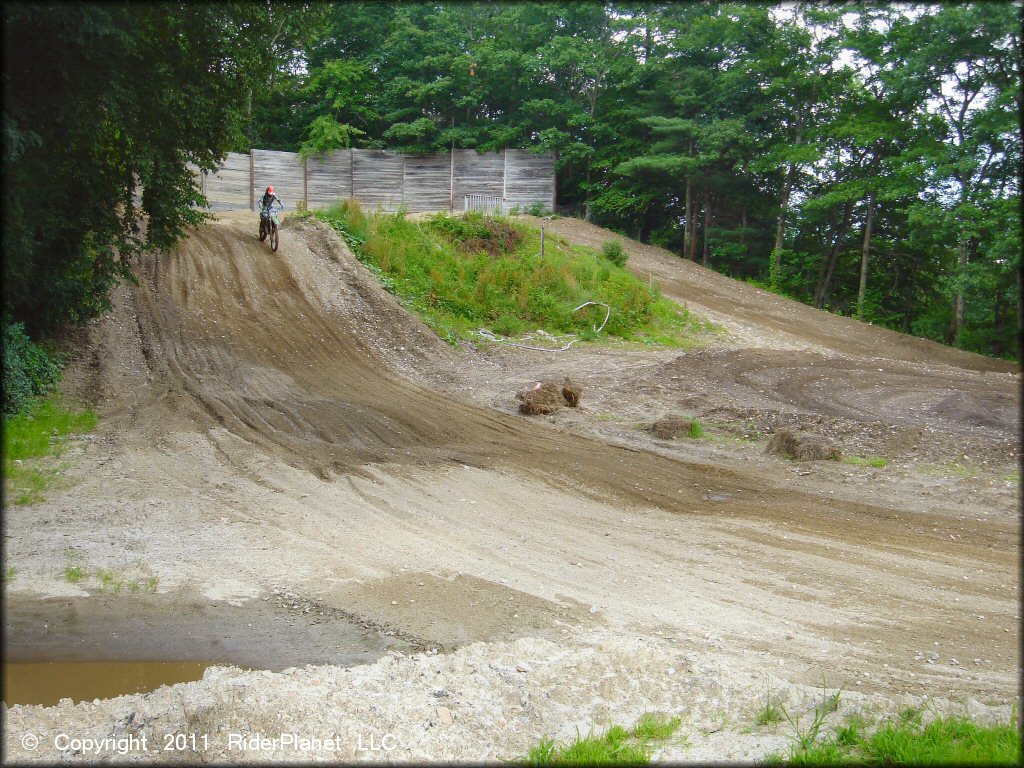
<box><xmin>3</xmin><ymin>210</ymin><xmax>1019</xmax><ymax>762</ymax></box>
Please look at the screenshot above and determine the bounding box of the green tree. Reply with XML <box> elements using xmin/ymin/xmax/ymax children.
<box><xmin>883</xmin><ymin>3</ymin><xmax>1021</xmax><ymax>346</ymax></box>
<box><xmin>2</xmin><ymin>2</ymin><xmax>275</xmax><ymax>331</ymax></box>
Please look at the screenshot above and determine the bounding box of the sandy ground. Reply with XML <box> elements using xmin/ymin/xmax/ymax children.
<box><xmin>2</xmin><ymin>211</ymin><xmax>1019</xmax><ymax>763</ymax></box>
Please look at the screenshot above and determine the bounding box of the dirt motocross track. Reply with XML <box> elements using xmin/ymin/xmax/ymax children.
<box><xmin>3</xmin><ymin>211</ymin><xmax>1019</xmax><ymax>762</ymax></box>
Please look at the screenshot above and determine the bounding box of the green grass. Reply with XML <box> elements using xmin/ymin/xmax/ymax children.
<box><xmin>99</xmin><ymin>569</ymin><xmax>156</xmax><ymax>593</ymax></box>
<box><xmin>771</xmin><ymin>711</ymin><xmax>1021</xmax><ymax>766</ymax></box>
<box><xmin>521</xmin><ymin>713</ymin><xmax>681</xmax><ymax>765</ymax></box>
<box><xmin>632</xmin><ymin>713</ymin><xmax>682</xmax><ymax>741</ymax></box>
<box><xmin>314</xmin><ymin>202</ymin><xmax>712</xmax><ymax>348</ymax></box>
<box><xmin>3</xmin><ymin>393</ymin><xmax>96</xmax><ymax>505</ymax></box>
<box><xmin>61</xmin><ymin>548</ymin><xmax>158</xmax><ymax>592</ymax></box>
<box><xmin>844</xmin><ymin>455</ymin><xmax>889</xmax><ymax>468</ymax></box>
<box><xmin>764</xmin><ymin>684</ymin><xmax>1020</xmax><ymax>767</ymax></box>
<box><xmin>688</xmin><ymin>419</ymin><xmax>705</xmax><ymax>439</ymax></box>
<box><xmin>916</xmin><ymin>462</ymin><xmax>982</xmax><ymax>479</ymax></box>
<box><xmin>3</xmin><ymin>393</ymin><xmax>96</xmax><ymax>460</ymax></box>
<box><xmin>96</xmin><ymin>567</ymin><xmax>117</xmax><ymax>592</ymax></box>
<box><xmin>63</xmin><ymin>547</ymin><xmax>85</xmax><ymax>583</ymax></box>
<box><xmin>755</xmin><ymin>693</ymin><xmax>786</xmax><ymax>727</ymax></box>
<box><xmin>699</xmin><ymin>419</ymin><xmax>764</xmax><ymax>446</ymax></box>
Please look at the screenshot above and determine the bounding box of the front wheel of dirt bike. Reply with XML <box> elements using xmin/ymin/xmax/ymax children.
<box><xmin>270</xmin><ymin>221</ymin><xmax>279</xmax><ymax>252</ymax></box>
<box><xmin>259</xmin><ymin>218</ymin><xmax>267</xmax><ymax>242</ymax></box>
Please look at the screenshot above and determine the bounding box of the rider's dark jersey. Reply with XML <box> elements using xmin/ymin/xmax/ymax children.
<box><xmin>260</xmin><ymin>192</ymin><xmax>282</xmax><ymax>214</ymax></box>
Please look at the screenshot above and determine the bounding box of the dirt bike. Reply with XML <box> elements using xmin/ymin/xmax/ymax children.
<box><xmin>258</xmin><ymin>201</ymin><xmax>284</xmax><ymax>252</ymax></box>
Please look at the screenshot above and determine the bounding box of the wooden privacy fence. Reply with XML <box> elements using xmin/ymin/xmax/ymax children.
<box><xmin>194</xmin><ymin>147</ymin><xmax>556</xmax><ymax>214</ymax></box>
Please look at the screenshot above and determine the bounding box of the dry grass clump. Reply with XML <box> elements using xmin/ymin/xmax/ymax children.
<box><xmin>766</xmin><ymin>429</ymin><xmax>842</xmax><ymax>461</ymax></box>
<box><xmin>561</xmin><ymin>378</ymin><xmax>581</xmax><ymax>408</ymax></box>
<box><xmin>465</xmin><ymin>219</ymin><xmax>523</xmax><ymax>257</ymax></box>
<box><xmin>517</xmin><ymin>378</ymin><xmax>582</xmax><ymax>415</ymax></box>
<box><xmin>649</xmin><ymin>416</ymin><xmax>693</xmax><ymax>440</ymax></box>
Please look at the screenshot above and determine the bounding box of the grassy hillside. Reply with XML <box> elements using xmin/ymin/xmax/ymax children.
<box><xmin>313</xmin><ymin>203</ymin><xmax>714</xmax><ymax>347</ymax></box>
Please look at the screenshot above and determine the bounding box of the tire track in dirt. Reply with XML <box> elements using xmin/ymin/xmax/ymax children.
<box><xmin>653</xmin><ymin>349</ymin><xmax>1018</xmax><ymax>453</ymax></box>
<box><xmin>129</xmin><ymin>214</ymin><xmax>1017</xmax><ymax>551</ymax></box>
<box><xmin>17</xmin><ymin>210</ymin><xmax>1013</xmax><ymax>706</ymax></box>
<box><xmin>145</xmin><ymin>217</ymin><xmax>1008</xmax><ymax>540</ymax></box>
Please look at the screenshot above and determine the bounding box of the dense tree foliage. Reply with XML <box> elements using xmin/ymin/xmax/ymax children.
<box><xmin>2</xmin><ymin>2</ymin><xmax>277</xmax><ymax>331</ymax></box>
<box><xmin>2</xmin><ymin>2</ymin><xmax>1019</xmax><ymax>360</ymax></box>
<box><xmin>243</xmin><ymin>1</ymin><xmax>1019</xmax><ymax>359</ymax></box>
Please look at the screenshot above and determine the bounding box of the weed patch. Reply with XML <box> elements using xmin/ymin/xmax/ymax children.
<box><xmin>59</xmin><ymin>549</ymin><xmax>158</xmax><ymax>593</ymax></box>
<box><xmin>844</xmin><ymin>455</ymin><xmax>889</xmax><ymax>468</ymax></box>
<box><xmin>765</xmin><ymin>682</ymin><xmax>1020</xmax><ymax>766</ymax></box>
<box><xmin>755</xmin><ymin>688</ymin><xmax>786</xmax><ymax>728</ymax></box>
<box><xmin>314</xmin><ymin>204</ymin><xmax>707</xmax><ymax>347</ymax></box>
<box><xmin>519</xmin><ymin>713</ymin><xmax>681</xmax><ymax>765</ymax></box>
<box><xmin>772</xmin><ymin>710</ymin><xmax>1020</xmax><ymax>766</ymax></box>
<box><xmin>426</xmin><ymin>211</ymin><xmax>522</xmax><ymax>256</ymax></box>
<box><xmin>916</xmin><ymin>462</ymin><xmax>982</xmax><ymax>479</ymax></box>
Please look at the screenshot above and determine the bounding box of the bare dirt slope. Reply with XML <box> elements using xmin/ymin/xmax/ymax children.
<box><xmin>537</xmin><ymin>215</ymin><xmax>1016</xmax><ymax>372</ymax></box>
<box><xmin>3</xmin><ymin>211</ymin><xmax>1019</xmax><ymax>763</ymax></box>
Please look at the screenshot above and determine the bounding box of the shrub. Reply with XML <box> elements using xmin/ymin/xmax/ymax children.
<box><xmin>492</xmin><ymin>314</ymin><xmax>526</xmax><ymax>337</ymax></box>
<box><xmin>425</xmin><ymin>212</ymin><xmax>522</xmax><ymax>256</ymax></box>
<box><xmin>2</xmin><ymin>320</ymin><xmax>63</xmax><ymax>416</ymax></box>
<box><xmin>602</xmin><ymin>239</ymin><xmax>628</xmax><ymax>267</ymax></box>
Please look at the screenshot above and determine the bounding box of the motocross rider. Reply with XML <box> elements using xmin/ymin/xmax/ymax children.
<box><xmin>259</xmin><ymin>185</ymin><xmax>283</xmax><ymax>218</ymax></box>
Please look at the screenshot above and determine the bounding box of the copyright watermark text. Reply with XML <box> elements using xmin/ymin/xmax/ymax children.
<box><xmin>15</xmin><ymin>729</ymin><xmax>398</xmax><ymax>755</ymax></box>
<box><xmin>53</xmin><ymin>733</ymin><xmax>147</xmax><ymax>755</ymax></box>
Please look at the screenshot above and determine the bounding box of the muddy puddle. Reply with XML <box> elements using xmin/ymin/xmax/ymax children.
<box><xmin>4</xmin><ymin>660</ymin><xmax>214</xmax><ymax>707</ymax></box>
<box><xmin>3</xmin><ymin>592</ymin><xmax>418</xmax><ymax>706</ymax></box>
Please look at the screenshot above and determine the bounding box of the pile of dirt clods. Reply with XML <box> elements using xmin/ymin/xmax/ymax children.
<box><xmin>517</xmin><ymin>378</ymin><xmax>581</xmax><ymax>415</ymax></box>
<box><xmin>766</xmin><ymin>428</ymin><xmax>842</xmax><ymax>461</ymax></box>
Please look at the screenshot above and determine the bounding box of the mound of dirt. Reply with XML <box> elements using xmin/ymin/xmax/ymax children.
<box><xmin>517</xmin><ymin>382</ymin><xmax>565</xmax><ymax>415</ymax></box>
<box><xmin>561</xmin><ymin>378</ymin><xmax>581</xmax><ymax>408</ymax></box>
<box><xmin>517</xmin><ymin>378</ymin><xmax>581</xmax><ymax>415</ymax></box>
<box><xmin>429</xmin><ymin>213</ymin><xmax>523</xmax><ymax>257</ymax></box>
<box><xmin>766</xmin><ymin>429</ymin><xmax>842</xmax><ymax>462</ymax></box>
<box><xmin>649</xmin><ymin>416</ymin><xmax>694</xmax><ymax>440</ymax></box>
<box><xmin>466</xmin><ymin>218</ymin><xmax>522</xmax><ymax>257</ymax></box>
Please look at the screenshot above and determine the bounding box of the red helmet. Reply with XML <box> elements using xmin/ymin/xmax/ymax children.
<box><xmin>266</xmin><ymin>186</ymin><xmax>274</xmax><ymax>195</ymax></box>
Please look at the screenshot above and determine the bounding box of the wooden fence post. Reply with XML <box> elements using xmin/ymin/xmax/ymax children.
<box><xmin>551</xmin><ymin>149</ymin><xmax>558</xmax><ymax>213</ymax></box>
